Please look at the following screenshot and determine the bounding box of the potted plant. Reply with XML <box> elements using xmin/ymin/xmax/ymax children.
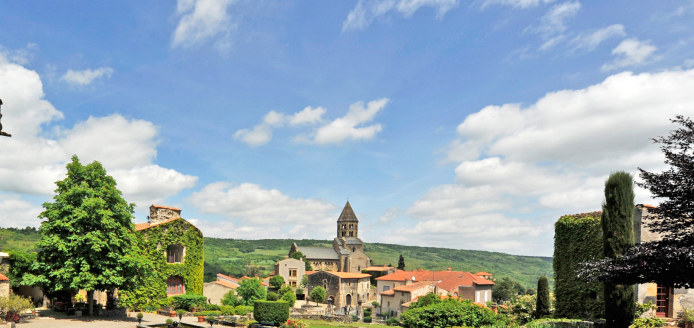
<box><xmin>136</xmin><ymin>312</ymin><xmax>144</xmax><ymax>324</ymax></box>
<box><xmin>680</xmin><ymin>308</ymin><xmax>694</xmax><ymax>328</ymax></box>
<box><xmin>169</xmin><ymin>309</ymin><xmax>176</xmax><ymax>317</ymax></box>
<box><xmin>176</xmin><ymin>309</ymin><xmax>186</xmax><ymax>321</ymax></box>
<box><xmin>208</xmin><ymin>315</ymin><xmax>217</xmax><ymax>327</ymax></box>
<box><xmin>166</xmin><ymin>318</ymin><xmax>174</xmax><ymax>328</ymax></box>
<box><xmin>198</xmin><ymin>313</ymin><xmax>205</xmax><ymax>322</ymax></box>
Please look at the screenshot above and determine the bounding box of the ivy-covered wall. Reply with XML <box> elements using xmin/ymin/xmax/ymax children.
<box><xmin>553</xmin><ymin>212</ymin><xmax>604</xmax><ymax>320</ymax></box>
<box><xmin>121</xmin><ymin>218</ymin><xmax>204</xmax><ymax>309</ymax></box>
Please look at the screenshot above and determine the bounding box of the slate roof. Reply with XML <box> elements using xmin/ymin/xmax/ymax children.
<box><xmin>344</xmin><ymin>238</ymin><xmax>363</xmax><ymax>245</ymax></box>
<box><xmin>297</xmin><ymin>247</ymin><xmax>339</xmax><ymax>260</ymax></box>
<box><xmin>337</xmin><ymin>201</ymin><xmax>358</xmax><ymax>222</ymax></box>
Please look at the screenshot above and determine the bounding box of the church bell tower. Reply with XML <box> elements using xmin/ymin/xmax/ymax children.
<box><xmin>337</xmin><ymin>201</ymin><xmax>358</xmax><ymax>238</ymax></box>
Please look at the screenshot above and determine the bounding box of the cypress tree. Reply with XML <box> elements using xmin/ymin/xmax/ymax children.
<box><xmin>601</xmin><ymin>171</ymin><xmax>635</xmax><ymax>328</ymax></box>
<box><xmin>397</xmin><ymin>255</ymin><xmax>406</xmax><ymax>270</ymax></box>
<box><xmin>536</xmin><ymin>276</ymin><xmax>550</xmax><ymax>318</ymax></box>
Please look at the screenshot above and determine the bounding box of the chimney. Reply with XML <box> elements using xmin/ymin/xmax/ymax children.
<box><xmin>149</xmin><ymin>205</ymin><xmax>182</xmax><ymax>224</ymax></box>
<box><xmin>447</xmin><ymin>267</ymin><xmax>452</xmax><ymax>272</ymax></box>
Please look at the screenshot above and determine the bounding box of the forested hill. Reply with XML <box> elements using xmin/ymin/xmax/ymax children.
<box><xmin>0</xmin><ymin>228</ymin><xmax>553</xmax><ymax>289</ymax></box>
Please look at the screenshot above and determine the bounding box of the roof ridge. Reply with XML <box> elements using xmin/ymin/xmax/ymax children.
<box><xmin>337</xmin><ymin>201</ymin><xmax>358</xmax><ymax>222</ymax></box>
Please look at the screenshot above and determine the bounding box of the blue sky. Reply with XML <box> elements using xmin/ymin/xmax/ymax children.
<box><xmin>1</xmin><ymin>0</ymin><xmax>693</xmax><ymax>256</ymax></box>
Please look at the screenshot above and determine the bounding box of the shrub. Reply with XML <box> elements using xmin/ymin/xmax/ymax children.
<box><xmin>679</xmin><ymin>307</ymin><xmax>694</xmax><ymax>325</ymax></box>
<box><xmin>364</xmin><ymin>316</ymin><xmax>372</xmax><ymax>323</ymax></box>
<box><xmin>136</xmin><ymin>312</ymin><xmax>144</xmax><ymax>319</ymax></box>
<box><xmin>192</xmin><ymin>311</ymin><xmax>222</xmax><ymax>316</ymax></box>
<box><xmin>386</xmin><ymin>317</ymin><xmax>401</xmax><ymax>326</ymax></box>
<box><xmin>166</xmin><ymin>318</ymin><xmax>174</xmax><ymax>324</ymax></box>
<box><xmin>176</xmin><ymin>309</ymin><xmax>187</xmax><ymax>317</ymax></box>
<box><xmin>282</xmin><ymin>319</ymin><xmax>308</xmax><ymax>328</ymax></box>
<box><xmin>269</xmin><ymin>276</ymin><xmax>285</xmax><ymax>289</ymax></box>
<box><xmin>221</xmin><ymin>305</ymin><xmax>235</xmax><ymax>315</ymax></box>
<box><xmin>254</xmin><ymin>300</ymin><xmax>290</xmax><ymax>325</ymax></box>
<box><xmin>364</xmin><ymin>308</ymin><xmax>372</xmax><ymax>316</ymax></box>
<box><xmin>234</xmin><ymin>305</ymin><xmax>253</xmax><ymax>315</ymax></box>
<box><xmin>295</xmin><ymin>288</ymin><xmax>304</xmax><ymax>295</ymax></box>
<box><xmin>401</xmin><ymin>299</ymin><xmax>496</xmax><ymax>328</ymax></box>
<box><xmin>221</xmin><ymin>289</ymin><xmax>240</xmax><ymax>307</ymax></box>
<box><xmin>0</xmin><ymin>295</ymin><xmax>33</xmax><ymax>313</ymax></box>
<box><xmin>278</xmin><ymin>285</ymin><xmax>293</xmax><ymax>297</ymax></box>
<box><xmin>635</xmin><ymin>301</ymin><xmax>657</xmax><ymax>318</ymax></box>
<box><xmin>267</xmin><ymin>292</ymin><xmax>279</xmax><ymax>301</ymax></box>
<box><xmin>205</xmin><ymin>303</ymin><xmax>220</xmax><ymax>311</ymax></box>
<box><xmin>281</xmin><ymin>290</ymin><xmax>296</xmax><ymax>307</ymax></box>
<box><xmin>629</xmin><ymin>317</ymin><xmax>665</xmax><ymax>328</ymax></box>
<box><xmin>536</xmin><ymin>276</ymin><xmax>550</xmax><ymax>317</ymax></box>
<box><xmin>173</xmin><ymin>294</ymin><xmax>207</xmax><ymax>311</ymax></box>
<box><xmin>310</xmin><ymin>286</ymin><xmax>326</xmax><ymax>304</ymax></box>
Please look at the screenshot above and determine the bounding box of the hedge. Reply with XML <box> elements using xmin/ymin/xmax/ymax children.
<box><xmin>400</xmin><ymin>299</ymin><xmax>496</xmax><ymax>328</ymax></box>
<box><xmin>234</xmin><ymin>305</ymin><xmax>253</xmax><ymax>315</ymax></box>
<box><xmin>193</xmin><ymin>311</ymin><xmax>222</xmax><ymax>316</ymax></box>
<box><xmin>173</xmin><ymin>294</ymin><xmax>207</xmax><ymax>311</ymax></box>
<box><xmin>253</xmin><ymin>300</ymin><xmax>290</xmax><ymax>325</ymax></box>
<box><xmin>553</xmin><ymin>213</ymin><xmax>604</xmax><ymax>319</ymax></box>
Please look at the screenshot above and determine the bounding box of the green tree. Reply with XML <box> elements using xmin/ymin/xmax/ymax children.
<box><xmin>7</xmin><ymin>251</ymin><xmax>37</xmax><ymax>289</ymax></box>
<box><xmin>397</xmin><ymin>255</ymin><xmax>406</xmax><ymax>270</ymax></box>
<box><xmin>300</xmin><ymin>275</ymin><xmax>308</xmax><ymax>289</ymax></box>
<box><xmin>602</xmin><ymin>172</ymin><xmax>636</xmax><ymax>328</ymax></box>
<box><xmin>269</xmin><ymin>276</ymin><xmax>284</xmax><ymax>289</ymax></box>
<box><xmin>237</xmin><ymin>277</ymin><xmax>267</xmax><ymax>306</ymax></box>
<box><xmin>281</xmin><ymin>290</ymin><xmax>296</xmax><ymax>307</ymax></box>
<box><xmin>536</xmin><ymin>276</ymin><xmax>550</xmax><ymax>317</ymax></box>
<box><xmin>310</xmin><ymin>286</ymin><xmax>326</xmax><ymax>305</ymax></box>
<box><xmin>221</xmin><ymin>289</ymin><xmax>240</xmax><ymax>307</ymax></box>
<box><xmin>278</xmin><ymin>284</ymin><xmax>292</xmax><ymax>296</ymax></box>
<box><xmin>267</xmin><ymin>292</ymin><xmax>279</xmax><ymax>301</ymax></box>
<box><xmin>492</xmin><ymin>277</ymin><xmax>527</xmax><ymax>303</ymax></box>
<box><xmin>22</xmin><ymin>156</ymin><xmax>151</xmax><ymax>316</ymax></box>
<box><xmin>290</xmin><ymin>251</ymin><xmax>313</xmax><ymax>271</ymax></box>
<box><xmin>408</xmin><ymin>292</ymin><xmax>442</xmax><ymax>309</ymax></box>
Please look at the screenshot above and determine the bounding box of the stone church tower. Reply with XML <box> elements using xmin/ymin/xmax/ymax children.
<box><xmin>337</xmin><ymin>201</ymin><xmax>359</xmax><ymax>238</ymax></box>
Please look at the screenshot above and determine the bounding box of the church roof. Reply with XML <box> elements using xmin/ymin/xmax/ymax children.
<box><xmin>297</xmin><ymin>247</ymin><xmax>339</xmax><ymax>260</ymax></box>
<box><xmin>337</xmin><ymin>201</ymin><xmax>358</xmax><ymax>222</ymax></box>
<box><xmin>343</xmin><ymin>238</ymin><xmax>363</xmax><ymax>245</ymax></box>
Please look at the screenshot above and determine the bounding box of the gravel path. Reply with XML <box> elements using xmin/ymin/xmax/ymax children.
<box><xmin>16</xmin><ymin>309</ymin><xmax>209</xmax><ymax>328</ymax></box>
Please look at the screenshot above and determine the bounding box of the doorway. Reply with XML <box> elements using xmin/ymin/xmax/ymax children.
<box><xmin>345</xmin><ymin>294</ymin><xmax>352</xmax><ymax>306</ymax></box>
<box><xmin>656</xmin><ymin>285</ymin><xmax>670</xmax><ymax>317</ymax></box>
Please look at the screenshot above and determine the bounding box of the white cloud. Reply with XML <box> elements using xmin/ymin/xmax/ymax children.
<box><xmin>408</xmin><ymin>69</ymin><xmax>694</xmax><ymax>255</ymax></box>
<box><xmin>233</xmin><ymin>124</ymin><xmax>273</xmax><ymax>147</ymax></box>
<box><xmin>602</xmin><ymin>38</ymin><xmax>658</xmax><ymax>71</ymax></box>
<box><xmin>172</xmin><ymin>0</ymin><xmax>237</xmax><ymax>50</ymax></box>
<box><xmin>0</xmin><ymin>43</ymin><xmax>39</xmax><ymax>65</ymax></box>
<box><xmin>0</xmin><ymin>194</ymin><xmax>43</xmax><ymax>228</ymax></box>
<box><xmin>187</xmin><ymin>182</ymin><xmax>338</xmax><ymax>238</ymax></box>
<box><xmin>289</xmin><ymin>107</ymin><xmax>326</xmax><ymax>126</ymax></box>
<box><xmin>311</xmin><ymin>98</ymin><xmax>388</xmax><ymax>144</ymax></box>
<box><xmin>685</xmin><ymin>59</ymin><xmax>694</xmax><ymax>68</ymax></box>
<box><xmin>343</xmin><ymin>0</ymin><xmax>458</xmax><ymax>31</ymax></box>
<box><xmin>537</xmin><ymin>1</ymin><xmax>581</xmax><ymax>36</ymax></box>
<box><xmin>61</xmin><ymin>67</ymin><xmax>114</xmax><ymax>86</ymax></box>
<box><xmin>0</xmin><ymin>50</ymin><xmax>197</xmax><ymax>220</ymax></box>
<box><xmin>569</xmin><ymin>24</ymin><xmax>626</xmax><ymax>51</ymax></box>
<box><xmin>378</xmin><ymin>207</ymin><xmax>398</xmax><ymax>223</ymax></box>
<box><xmin>480</xmin><ymin>0</ymin><xmax>554</xmax><ymax>9</ymax></box>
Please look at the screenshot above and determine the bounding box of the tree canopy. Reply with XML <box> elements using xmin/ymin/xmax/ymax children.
<box><xmin>580</xmin><ymin>115</ymin><xmax>694</xmax><ymax>288</ymax></box>
<box><xmin>310</xmin><ymin>286</ymin><xmax>326</xmax><ymax>304</ymax></box>
<box><xmin>22</xmin><ymin>156</ymin><xmax>151</xmax><ymax>315</ymax></box>
<box><xmin>237</xmin><ymin>277</ymin><xmax>267</xmax><ymax>306</ymax></box>
<box><xmin>398</xmin><ymin>254</ymin><xmax>406</xmax><ymax>270</ymax></box>
<box><xmin>269</xmin><ymin>275</ymin><xmax>285</xmax><ymax>289</ymax></box>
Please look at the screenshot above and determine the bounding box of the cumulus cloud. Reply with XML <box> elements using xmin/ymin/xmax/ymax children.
<box><xmin>172</xmin><ymin>0</ymin><xmax>237</xmax><ymax>50</ymax></box>
<box><xmin>602</xmin><ymin>38</ymin><xmax>659</xmax><ymax>71</ymax></box>
<box><xmin>408</xmin><ymin>69</ymin><xmax>694</xmax><ymax>255</ymax></box>
<box><xmin>233</xmin><ymin>124</ymin><xmax>273</xmax><ymax>147</ymax></box>
<box><xmin>569</xmin><ymin>24</ymin><xmax>626</xmax><ymax>51</ymax></box>
<box><xmin>0</xmin><ymin>194</ymin><xmax>43</xmax><ymax>228</ymax></box>
<box><xmin>343</xmin><ymin>0</ymin><xmax>458</xmax><ymax>31</ymax></box>
<box><xmin>533</xmin><ymin>1</ymin><xmax>580</xmax><ymax>50</ymax></box>
<box><xmin>0</xmin><ymin>50</ymin><xmax>197</xmax><ymax>220</ymax></box>
<box><xmin>187</xmin><ymin>182</ymin><xmax>338</xmax><ymax>238</ymax></box>
<box><xmin>480</xmin><ymin>0</ymin><xmax>554</xmax><ymax>9</ymax></box>
<box><xmin>61</xmin><ymin>67</ymin><xmax>114</xmax><ymax>86</ymax></box>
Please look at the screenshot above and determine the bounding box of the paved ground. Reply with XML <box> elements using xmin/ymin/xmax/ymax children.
<box><xmin>15</xmin><ymin>309</ymin><xmax>208</xmax><ymax>328</ymax></box>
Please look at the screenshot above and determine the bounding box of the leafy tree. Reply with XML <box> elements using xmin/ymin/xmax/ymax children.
<box><xmin>290</xmin><ymin>251</ymin><xmax>313</xmax><ymax>271</ymax></box>
<box><xmin>536</xmin><ymin>276</ymin><xmax>550</xmax><ymax>317</ymax></box>
<box><xmin>310</xmin><ymin>286</ymin><xmax>326</xmax><ymax>305</ymax></box>
<box><xmin>397</xmin><ymin>255</ymin><xmax>406</xmax><ymax>270</ymax></box>
<box><xmin>21</xmin><ymin>156</ymin><xmax>151</xmax><ymax>316</ymax></box>
<box><xmin>581</xmin><ymin>116</ymin><xmax>694</xmax><ymax>288</ymax></box>
<box><xmin>408</xmin><ymin>292</ymin><xmax>442</xmax><ymax>309</ymax></box>
<box><xmin>269</xmin><ymin>276</ymin><xmax>285</xmax><ymax>289</ymax></box>
<box><xmin>7</xmin><ymin>250</ymin><xmax>37</xmax><ymax>289</ymax></box>
<box><xmin>221</xmin><ymin>289</ymin><xmax>240</xmax><ymax>307</ymax></box>
<box><xmin>601</xmin><ymin>171</ymin><xmax>635</xmax><ymax>327</ymax></box>
<box><xmin>267</xmin><ymin>292</ymin><xmax>279</xmax><ymax>301</ymax></box>
<box><xmin>278</xmin><ymin>284</ymin><xmax>292</xmax><ymax>296</ymax></box>
<box><xmin>237</xmin><ymin>277</ymin><xmax>267</xmax><ymax>306</ymax></box>
<box><xmin>281</xmin><ymin>289</ymin><xmax>296</xmax><ymax>307</ymax></box>
<box><xmin>492</xmin><ymin>277</ymin><xmax>529</xmax><ymax>303</ymax></box>
<box><xmin>300</xmin><ymin>275</ymin><xmax>308</xmax><ymax>289</ymax></box>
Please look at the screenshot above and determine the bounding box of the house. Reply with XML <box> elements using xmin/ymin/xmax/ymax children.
<box><xmin>475</xmin><ymin>272</ymin><xmax>493</xmax><ymax>280</ymax></box>
<box><xmin>203</xmin><ymin>274</ymin><xmax>239</xmax><ymax>305</ymax></box>
<box><xmin>288</xmin><ymin>202</ymin><xmax>371</xmax><ymax>273</ymax></box>
<box><xmin>379</xmin><ymin>280</ymin><xmax>436</xmax><ymax>315</ymax></box>
<box><xmin>126</xmin><ymin>205</ymin><xmax>204</xmax><ymax>302</ymax></box>
<box><xmin>274</xmin><ymin>258</ymin><xmax>306</xmax><ymax>288</ymax></box>
<box><xmin>634</xmin><ymin>204</ymin><xmax>694</xmax><ymax>318</ymax></box>
<box><xmin>0</xmin><ymin>273</ymin><xmax>9</xmax><ymax>298</ymax></box>
<box><xmin>306</xmin><ymin>271</ymin><xmax>375</xmax><ymax>309</ymax></box>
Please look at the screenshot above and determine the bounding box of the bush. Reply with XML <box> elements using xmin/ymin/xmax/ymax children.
<box><xmin>386</xmin><ymin>317</ymin><xmax>401</xmax><ymax>326</ymax></box>
<box><xmin>254</xmin><ymin>300</ymin><xmax>290</xmax><ymax>325</ymax></box>
<box><xmin>536</xmin><ymin>276</ymin><xmax>550</xmax><ymax>317</ymax></box>
<box><xmin>629</xmin><ymin>317</ymin><xmax>665</xmax><ymax>328</ymax></box>
<box><xmin>176</xmin><ymin>309</ymin><xmax>187</xmax><ymax>317</ymax></box>
<box><xmin>221</xmin><ymin>305</ymin><xmax>235</xmax><ymax>315</ymax></box>
<box><xmin>278</xmin><ymin>285</ymin><xmax>293</xmax><ymax>297</ymax></box>
<box><xmin>166</xmin><ymin>318</ymin><xmax>174</xmax><ymax>324</ymax></box>
<box><xmin>205</xmin><ymin>303</ymin><xmax>220</xmax><ymax>311</ymax></box>
<box><xmin>364</xmin><ymin>308</ymin><xmax>372</xmax><ymax>316</ymax></box>
<box><xmin>221</xmin><ymin>289</ymin><xmax>240</xmax><ymax>307</ymax></box>
<box><xmin>192</xmin><ymin>310</ymin><xmax>222</xmax><ymax>316</ymax></box>
<box><xmin>282</xmin><ymin>319</ymin><xmax>308</xmax><ymax>328</ymax></box>
<box><xmin>295</xmin><ymin>289</ymin><xmax>304</xmax><ymax>295</ymax></box>
<box><xmin>136</xmin><ymin>312</ymin><xmax>144</xmax><ymax>319</ymax></box>
<box><xmin>234</xmin><ymin>305</ymin><xmax>253</xmax><ymax>315</ymax></box>
<box><xmin>267</xmin><ymin>292</ymin><xmax>279</xmax><ymax>301</ymax></box>
<box><xmin>364</xmin><ymin>316</ymin><xmax>372</xmax><ymax>323</ymax></box>
<box><xmin>401</xmin><ymin>299</ymin><xmax>496</xmax><ymax>328</ymax></box>
<box><xmin>310</xmin><ymin>286</ymin><xmax>326</xmax><ymax>304</ymax></box>
<box><xmin>281</xmin><ymin>290</ymin><xmax>296</xmax><ymax>307</ymax></box>
<box><xmin>269</xmin><ymin>276</ymin><xmax>285</xmax><ymax>289</ymax></box>
<box><xmin>173</xmin><ymin>294</ymin><xmax>207</xmax><ymax>311</ymax></box>
<box><xmin>0</xmin><ymin>295</ymin><xmax>33</xmax><ymax>313</ymax></box>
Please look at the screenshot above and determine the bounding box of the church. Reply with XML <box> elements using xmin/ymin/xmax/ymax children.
<box><xmin>288</xmin><ymin>202</ymin><xmax>371</xmax><ymax>273</ymax></box>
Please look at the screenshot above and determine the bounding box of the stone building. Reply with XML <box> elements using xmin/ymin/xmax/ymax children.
<box><xmin>306</xmin><ymin>271</ymin><xmax>374</xmax><ymax>309</ymax></box>
<box><xmin>274</xmin><ymin>258</ymin><xmax>306</xmax><ymax>288</ymax></box>
<box><xmin>0</xmin><ymin>273</ymin><xmax>9</xmax><ymax>298</ymax></box>
<box><xmin>204</xmin><ymin>273</ymin><xmax>239</xmax><ymax>305</ymax></box>
<box><xmin>288</xmin><ymin>202</ymin><xmax>371</xmax><ymax>273</ymax></box>
<box><xmin>634</xmin><ymin>204</ymin><xmax>694</xmax><ymax>318</ymax></box>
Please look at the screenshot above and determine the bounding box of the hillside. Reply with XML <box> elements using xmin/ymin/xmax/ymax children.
<box><xmin>0</xmin><ymin>228</ymin><xmax>553</xmax><ymax>288</ymax></box>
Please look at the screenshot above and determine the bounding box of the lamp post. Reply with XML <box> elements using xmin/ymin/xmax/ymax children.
<box><xmin>0</xmin><ymin>98</ymin><xmax>11</xmax><ymax>137</ymax></box>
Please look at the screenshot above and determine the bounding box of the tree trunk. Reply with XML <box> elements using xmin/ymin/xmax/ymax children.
<box><xmin>87</xmin><ymin>290</ymin><xmax>94</xmax><ymax>317</ymax></box>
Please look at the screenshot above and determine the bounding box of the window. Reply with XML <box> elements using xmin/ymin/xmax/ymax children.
<box><xmin>454</xmin><ymin>292</ymin><xmax>458</xmax><ymax>297</ymax></box>
<box><xmin>349</xmin><ymin>231</ymin><xmax>353</xmax><ymax>236</ymax></box>
<box><xmin>290</xmin><ymin>281</ymin><xmax>297</xmax><ymax>287</ymax></box>
<box><xmin>167</xmin><ymin>276</ymin><xmax>184</xmax><ymax>295</ymax></box>
<box><xmin>167</xmin><ymin>244</ymin><xmax>184</xmax><ymax>263</ymax></box>
<box><xmin>484</xmin><ymin>290</ymin><xmax>488</xmax><ymax>302</ymax></box>
<box><xmin>342</xmin><ymin>224</ymin><xmax>346</xmax><ymax>229</ymax></box>
<box><xmin>289</xmin><ymin>269</ymin><xmax>297</xmax><ymax>277</ymax></box>
<box><xmin>357</xmin><ymin>265</ymin><xmax>360</xmax><ymax>271</ymax></box>
<box><xmin>476</xmin><ymin>291</ymin><xmax>480</xmax><ymax>302</ymax></box>
<box><xmin>383</xmin><ymin>286</ymin><xmax>390</xmax><ymax>291</ymax></box>
<box><xmin>352</xmin><ymin>247</ymin><xmax>356</xmax><ymax>252</ymax></box>
<box><xmin>388</xmin><ymin>302</ymin><xmax>390</xmax><ymax>307</ymax></box>
<box><xmin>342</xmin><ymin>231</ymin><xmax>346</xmax><ymax>236</ymax></box>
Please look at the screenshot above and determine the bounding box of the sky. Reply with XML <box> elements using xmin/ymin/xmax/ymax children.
<box><xmin>0</xmin><ymin>0</ymin><xmax>693</xmax><ymax>257</ymax></box>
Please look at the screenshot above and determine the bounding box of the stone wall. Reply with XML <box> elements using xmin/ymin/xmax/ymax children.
<box><xmin>150</xmin><ymin>205</ymin><xmax>181</xmax><ymax>224</ymax></box>
<box><xmin>0</xmin><ymin>281</ymin><xmax>9</xmax><ymax>298</ymax></box>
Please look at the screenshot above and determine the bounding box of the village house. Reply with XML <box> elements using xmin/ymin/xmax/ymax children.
<box><xmin>306</xmin><ymin>271</ymin><xmax>375</xmax><ymax>310</ymax></box>
<box><xmin>288</xmin><ymin>202</ymin><xmax>371</xmax><ymax>273</ymax></box>
<box><xmin>274</xmin><ymin>258</ymin><xmax>306</xmax><ymax>288</ymax></box>
<box><xmin>203</xmin><ymin>273</ymin><xmax>239</xmax><ymax>305</ymax></box>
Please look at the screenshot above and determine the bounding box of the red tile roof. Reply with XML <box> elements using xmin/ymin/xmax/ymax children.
<box><xmin>0</xmin><ymin>273</ymin><xmax>8</xmax><ymax>281</ymax></box>
<box><xmin>380</xmin><ymin>289</ymin><xmax>395</xmax><ymax>296</ymax></box>
<box><xmin>134</xmin><ymin>218</ymin><xmax>179</xmax><ymax>231</ymax></box>
<box><xmin>152</xmin><ymin>204</ymin><xmax>182</xmax><ymax>211</ymax></box>
<box><xmin>364</xmin><ymin>266</ymin><xmax>394</xmax><ymax>271</ymax></box>
<box><xmin>215</xmin><ymin>280</ymin><xmax>238</xmax><ymax>289</ymax></box>
<box><xmin>217</xmin><ymin>273</ymin><xmax>239</xmax><ymax>283</ymax></box>
<box><xmin>393</xmin><ymin>281</ymin><xmax>435</xmax><ymax>292</ymax></box>
<box><xmin>474</xmin><ymin>272</ymin><xmax>492</xmax><ymax>276</ymax></box>
<box><xmin>326</xmin><ymin>271</ymin><xmax>371</xmax><ymax>279</ymax></box>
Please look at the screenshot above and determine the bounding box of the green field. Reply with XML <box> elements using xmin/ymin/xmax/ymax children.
<box><xmin>0</xmin><ymin>228</ymin><xmax>553</xmax><ymax>288</ymax></box>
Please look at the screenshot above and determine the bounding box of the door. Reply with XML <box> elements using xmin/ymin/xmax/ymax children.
<box><xmin>656</xmin><ymin>285</ymin><xmax>670</xmax><ymax>317</ymax></box>
<box><xmin>345</xmin><ymin>294</ymin><xmax>352</xmax><ymax>307</ymax></box>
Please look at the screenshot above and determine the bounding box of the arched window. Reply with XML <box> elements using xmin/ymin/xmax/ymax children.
<box><xmin>454</xmin><ymin>292</ymin><xmax>458</xmax><ymax>297</ymax></box>
<box><xmin>349</xmin><ymin>231</ymin><xmax>353</xmax><ymax>236</ymax></box>
<box><xmin>167</xmin><ymin>276</ymin><xmax>184</xmax><ymax>295</ymax></box>
<box><xmin>342</xmin><ymin>231</ymin><xmax>346</xmax><ymax>237</ymax></box>
<box><xmin>167</xmin><ymin>244</ymin><xmax>184</xmax><ymax>263</ymax></box>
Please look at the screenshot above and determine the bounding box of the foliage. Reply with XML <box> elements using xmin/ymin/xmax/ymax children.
<box><xmin>536</xmin><ymin>276</ymin><xmax>550</xmax><ymax>317</ymax></box>
<box><xmin>524</xmin><ymin>318</ymin><xmax>584</xmax><ymax>328</ymax></box>
<box><xmin>507</xmin><ymin>294</ymin><xmax>536</xmax><ymax>325</ymax></box>
<box><xmin>136</xmin><ymin>312</ymin><xmax>144</xmax><ymax>319</ymax></box>
<box><xmin>176</xmin><ymin>309</ymin><xmax>187</xmax><ymax>316</ymax></box>
<box><xmin>492</xmin><ymin>277</ymin><xmax>534</xmax><ymax>303</ymax></box>
<box><xmin>364</xmin><ymin>316</ymin><xmax>372</xmax><ymax>323</ymax></box>
<box><xmin>270</xmin><ymin>276</ymin><xmax>285</xmax><ymax>289</ymax></box>
<box><xmin>281</xmin><ymin>319</ymin><xmax>308</xmax><ymax>328</ymax></box>
<box><xmin>553</xmin><ymin>213</ymin><xmax>604</xmax><ymax>319</ymax></box>
<box><xmin>601</xmin><ymin>172</ymin><xmax>636</xmax><ymax>328</ymax></box>
<box><xmin>173</xmin><ymin>294</ymin><xmax>207</xmax><ymax>311</ymax></box>
<box><xmin>278</xmin><ymin>284</ymin><xmax>293</xmax><ymax>296</ymax></box>
<box><xmin>310</xmin><ymin>286</ymin><xmax>326</xmax><ymax>304</ymax></box>
<box><xmin>221</xmin><ymin>289</ymin><xmax>240</xmax><ymax>307</ymax></box>
<box><xmin>21</xmin><ymin>156</ymin><xmax>152</xmax><ymax>316</ymax></box>
<box><xmin>254</xmin><ymin>300</ymin><xmax>290</xmax><ymax>325</ymax></box>
<box><xmin>220</xmin><ymin>305</ymin><xmax>235</xmax><ymax>315</ymax></box>
<box><xmin>6</xmin><ymin>250</ymin><xmax>37</xmax><ymax>289</ymax></box>
<box><xmin>281</xmin><ymin>290</ymin><xmax>297</xmax><ymax>307</ymax></box>
<box><xmin>635</xmin><ymin>301</ymin><xmax>656</xmax><ymax>318</ymax></box>
<box><xmin>205</xmin><ymin>303</ymin><xmax>220</xmax><ymax>311</ymax></box>
<box><xmin>386</xmin><ymin>317</ymin><xmax>401</xmax><ymax>326</ymax></box>
<box><xmin>300</xmin><ymin>275</ymin><xmax>308</xmax><ymax>289</ymax></box>
<box><xmin>401</xmin><ymin>299</ymin><xmax>496</xmax><ymax>328</ymax></box>
<box><xmin>296</xmin><ymin>288</ymin><xmax>304</xmax><ymax>296</ymax></box>
<box><xmin>372</xmin><ymin>301</ymin><xmax>380</xmax><ymax>308</ymax></box>
<box><xmin>238</xmin><ymin>277</ymin><xmax>267</xmax><ymax>306</ymax></box>
<box><xmin>408</xmin><ymin>292</ymin><xmax>442</xmax><ymax>310</ymax></box>
<box><xmin>679</xmin><ymin>307</ymin><xmax>694</xmax><ymax>325</ymax></box>
<box><xmin>0</xmin><ymin>295</ymin><xmax>33</xmax><ymax>313</ymax></box>
<box><xmin>628</xmin><ymin>317</ymin><xmax>665</xmax><ymax>328</ymax></box>
<box><xmin>581</xmin><ymin>116</ymin><xmax>694</xmax><ymax>288</ymax></box>
<box><xmin>166</xmin><ymin>318</ymin><xmax>174</xmax><ymax>325</ymax></box>
<box><xmin>207</xmin><ymin>315</ymin><xmax>217</xmax><ymax>321</ymax></box>
<box><xmin>398</xmin><ymin>255</ymin><xmax>406</xmax><ymax>270</ymax></box>
<box><xmin>193</xmin><ymin>311</ymin><xmax>222</xmax><ymax>316</ymax></box>
<box><xmin>267</xmin><ymin>292</ymin><xmax>279</xmax><ymax>301</ymax></box>
<box><xmin>234</xmin><ymin>305</ymin><xmax>253</xmax><ymax>315</ymax></box>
